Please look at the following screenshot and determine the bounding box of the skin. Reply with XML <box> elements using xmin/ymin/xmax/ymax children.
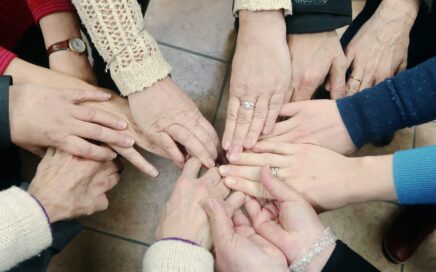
<box><xmin>220</xmin><ymin>142</ymin><xmax>397</xmax><ymax>211</ymax></box>
<box><xmin>223</xmin><ymin>10</ymin><xmax>292</xmax><ymax>161</ymax></box>
<box><xmin>28</xmin><ymin>148</ymin><xmax>121</xmax><ymax>222</ymax></box>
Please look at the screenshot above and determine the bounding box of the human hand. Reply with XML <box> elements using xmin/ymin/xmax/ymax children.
<box><xmin>156</xmin><ymin>158</ymin><xmax>243</xmax><ymax>249</ymax></box>
<box><xmin>223</xmin><ymin>10</ymin><xmax>291</xmax><ymax>160</ymax></box>
<box><xmin>345</xmin><ymin>0</ymin><xmax>419</xmax><ymax>94</ymax></box>
<box><xmin>28</xmin><ymin>148</ymin><xmax>122</xmax><ymax>223</ymax></box>
<box><xmin>128</xmin><ymin>77</ymin><xmax>220</xmax><ymax>169</ymax></box>
<box><xmin>202</xmin><ymin>198</ymin><xmax>288</xmax><ymax>272</ymax></box>
<box><xmin>260</xmin><ymin>100</ymin><xmax>355</xmax><ymax>154</ymax></box>
<box><xmin>242</xmin><ymin>166</ymin><xmax>334</xmax><ymax>270</ymax></box>
<box><xmin>287</xmin><ymin>31</ymin><xmax>347</xmax><ymax>101</ymax></box>
<box><xmin>9</xmin><ymin>84</ymin><xmax>134</xmax><ymax>161</ymax></box>
<box><xmin>220</xmin><ymin>142</ymin><xmax>397</xmax><ymax>211</ymax></box>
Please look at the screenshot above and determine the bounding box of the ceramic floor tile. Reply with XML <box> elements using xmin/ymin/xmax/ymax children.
<box><xmin>145</xmin><ymin>0</ymin><xmax>236</xmax><ymax>61</ymax></box>
<box><xmin>414</xmin><ymin>121</ymin><xmax>436</xmax><ymax>147</ymax></box>
<box><xmin>404</xmin><ymin>231</ymin><xmax>436</xmax><ymax>272</ymax></box>
<box><xmin>48</xmin><ymin>230</ymin><xmax>147</xmax><ymax>272</ymax></box>
<box><xmin>320</xmin><ymin>202</ymin><xmax>401</xmax><ymax>272</ymax></box>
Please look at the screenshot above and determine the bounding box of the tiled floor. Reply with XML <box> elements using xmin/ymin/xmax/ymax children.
<box><xmin>24</xmin><ymin>0</ymin><xmax>433</xmax><ymax>271</ymax></box>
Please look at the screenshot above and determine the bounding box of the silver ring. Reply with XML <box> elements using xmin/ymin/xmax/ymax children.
<box><xmin>271</xmin><ymin>167</ymin><xmax>279</xmax><ymax>177</ymax></box>
<box><xmin>241</xmin><ymin>101</ymin><xmax>255</xmax><ymax>110</ymax></box>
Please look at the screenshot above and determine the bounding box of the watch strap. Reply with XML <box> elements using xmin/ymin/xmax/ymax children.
<box><xmin>47</xmin><ymin>40</ymin><xmax>70</xmax><ymax>56</ymax></box>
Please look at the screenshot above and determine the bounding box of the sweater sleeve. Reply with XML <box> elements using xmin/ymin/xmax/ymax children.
<box><xmin>337</xmin><ymin>56</ymin><xmax>436</xmax><ymax>148</ymax></box>
<box><xmin>0</xmin><ymin>47</ymin><xmax>16</xmax><ymax>76</ymax></box>
<box><xmin>26</xmin><ymin>0</ymin><xmax>75</xmax><ymax>23</ymax></box>
<box><xmin>286</xmin><ymin>0</ymin><xmax>352</xmax><ymax>34</ymax></box>
<box><xmin>0</xmin><ymin>187</ymin><xmax>52</xmax><ymax>271</ymax></box>
<box><xmin>393</xmin><ymin>145</ymin><xmax>436</xmax><ymax>205</ymax></box>
<box><xmin>143</xmin><ymin>240</ymin><xmax>214</xmax><ymax>272</ymax></box>
<box><xmin>71</xmin><ymin>0</ymin><xmax>171</xmax><ymax>96</ymax></box>
<box><xmin>233</xmin><ymin>0</ymin><xmax>292</xmax><ymax>16</ymax></box>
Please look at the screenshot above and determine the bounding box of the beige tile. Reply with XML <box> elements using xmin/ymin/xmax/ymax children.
<box><xmin>415</xmin><ymin>121</ymin><xmax>436</xmax><ymax>147</ymax></box>
<box><xmin>320</xmin><ymin>202</ymin><xmax>401</xmax><ymax>272</ymax></box>
<box><xmin>48</xmin><ymin>230</ymin><xmax>147</xmax><ymax>272</ymax></box>
<box><xmin>145</xmin><ymin>0</ymin><xmax>236</xmax><ymax>61</ymax></box>
<box><xmin>404</xmin><ymin>231</ymin><xmax>436</xmax><ymax>272</ymax></box>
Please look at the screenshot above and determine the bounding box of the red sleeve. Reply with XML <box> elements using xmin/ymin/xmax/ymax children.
<box><xmin>26</xmin><ymin>0</ymin><xmax>75</xmax><ymax>23</ymax></box>
<box><xmin>0</xmin><ymin>48</ymin><xmax>16</xmax><ymax>75</ymax></box>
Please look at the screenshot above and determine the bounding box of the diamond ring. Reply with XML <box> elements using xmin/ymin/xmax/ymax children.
<box><xmin>241</xmin><ymin>101</ymin><xmax>255</xmax><ymax>110</ymax></box>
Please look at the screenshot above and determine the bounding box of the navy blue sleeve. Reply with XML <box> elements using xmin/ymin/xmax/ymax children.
<box><xmin>337</xmin><ymin>57</ymin><xmax>436</xmax><ymax>148</ymax></box>
<box><xmin>0</xmin><ymin>76</ymin><xmax>12</xmax><ymax>149</ymax></box>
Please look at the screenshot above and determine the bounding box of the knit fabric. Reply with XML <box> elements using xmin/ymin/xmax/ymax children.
<box><xmin>72</xmin><ymin>0</ymin><xmax>172</xmax><ymax>96</ymax></box>
<box><xmin>234</xmin><ymin>0</ymin><xmax>292</xmax><ymax>16</ymax></box>
<box><xmin>393</xmin><ymin>145</ymin><xmax>436</xmax><ymax>205</ymax></box>
<box><xmin>0</xmin><ymin>187</ymin><xmax>52</xmax><ymax>271</ymax></box>
<box><xmin>143</xmin><ymin>240</ymin><xmax>214</xmax><ymax>272</ymax></box>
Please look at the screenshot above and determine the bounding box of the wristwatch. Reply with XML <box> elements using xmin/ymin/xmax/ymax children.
<box><xmin>47</xmin><ymin>37</ymin><xmax>87</xmax><ymax>56</ymax></box>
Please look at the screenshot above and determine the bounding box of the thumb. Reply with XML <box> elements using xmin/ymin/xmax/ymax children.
<box><xmin>202</xmin><ymin>197</ymin><xmax>234</xmax><ymax>241</ymax></box>
<box><xmin>260</xmin><ymin>166</ymin><xmax>303</xmax><ymax>202</ymax></box>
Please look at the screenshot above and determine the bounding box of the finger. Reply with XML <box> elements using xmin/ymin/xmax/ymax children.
<box><xmin>224</xmin><ymin>177</ymin><xmax>272</xmax><ymax>199</ymax></box>
<box><xmin>253</xmin><ymin>141</ymin><xmax>298</xmax><ymax>156</ymax></box>
<box><xmin>263</xmin><ymin>91</ymin><xmax>284</xmax><ymax>134</ymax></box>
<box><xmin>224</xmin><ymin>191</ymin><xmax>246</xmax><ymax>216</ymax></box>
<box><xmin>328</xmin><ymin>58</ymin><xmax>347</xmax><ymax>99</ymax></box>
<box><xmin>346</xmin><ymin>61</ymin><xmax>363</xmax><ymax>96</ymax></box>
<box><xmin>167</xmin><ymin>124</ymin><xmax>214</xmax><ymax>168</ymax></box>
<box><xmin>110</xmin><ymin>145</ymin><xmax>159</xmax><ymax>177</ymax></box>
<box><xmin>260</xmin><ymin>166</ymin><xmax>301</xmax><ymax>202</ymax></box>
<box><xmin>198</xmin><ymin>118</ymin><xmax>220</xmax><ymax>150</ymax></box>
<box><xmin>185</xmin><ymin>120</ymin><xmax>218</xmax><ymax>160</ymax></box>
<box><xmin>222</xmin><ymin>96</ymin><xmax>240</xmax><ymax>151</ymax></box>
<box><xmin>101</xmin><ymin>160</ymin><xmax>122</xmax><ymax>175</ymax></box>
<box><xmin>219</xmin><ymin>165</ymin><xmax>260</xmax><ymax>180</ymax></box>
<box><xmin>231</xmin><ymin>152</ymin><xmax>290</xmax><ymax>168</ymax></box>
<box><xmin>202</xmin><ymin>197</ymin><xmax>234</xmax><ymax>240</ymax></box>
<box><xmin>180</xmin><ymin>158</ymin><xmax>202</xmax><ymax>179</ymax></box>
<box><xmin>73</xmin><ymin>120</ymin><xmax>134</xmax><ymax>148</ymax></box>
<box><xmin>259</xmin><ymin>118</ymin><xmax>298</xmax><ymax>140</ymax></box>
<box><xmin>64</xmin><ymin>88</ymin><xmax>112</xmax><ymax>103</ymax></box>
<box><xmin>93</xmin><ymin>194</ymin><xmax>110</xmax><ymax>212</ymax></box>
<box><xmin>72</xmin><ymin>106</ymin><xmax>127</xmax><ymax>130</ymax></box>
<box><xmin>155</xmin><ymin>133</ymin><xmax>185</xmax><ymax>168</ymax></box>
<box><xmin>200</xmin><ymin>167</ymin><xmax>221</xmax><ymax>186</ymax></box>
<box><xmin>232</xmin><ymin>209</ymin><xmax>251</xmax><ymax>227</ymax></box>
<box><xmin>244</xmin><ymin>95</ymin><xmax>269</xmax><ymax>148</ymax></box>
<box><xmin>60</xmin><ymin>135</ymin><xmax>117</xmax><ymax>161</ymax></box>
<box><xmin>279</xmin><ymin>103</ymin><xmax>300</xmax><ymax>117</ymax></box>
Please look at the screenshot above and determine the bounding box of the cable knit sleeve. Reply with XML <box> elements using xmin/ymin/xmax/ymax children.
<box><xmin>0</xmin><ymin>187</ymin><xmax>52</xmax><ymax>271</ymax></box>
<box><xmin>143</xmin><ymin>240</ymin><xmax>214</xmax><ymax>272</ymax></box>
<box><xmin>233</xmin><ymin>0</ymin><xmax>292</xmax><ymax>16</ymax></box>
<box><xmin>72</xmin><ymin>0</ymin><xmax>172</xmax><ymax>96</ymax></box>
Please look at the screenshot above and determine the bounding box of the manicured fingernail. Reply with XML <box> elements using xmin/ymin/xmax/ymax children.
<box><xmin>117</xmin><ymin>121</ymin><xmax>128</xmax><ymax>129</ymax></box>
<box><xmin>224</xmin><ymin>177</ymin><xmax>235</xmax><ymax>186</ymax></box>
<box><xmin>125</xmin><ymin>138</ymin><xmax>135</xmax><ymax>147</ymax></box>
<box><xmin>219</xmin><ymin>165</ymin><xmax>229</xmax><ymax>175</ymax></box>
<box><xmin>223</xmin><ymin>139</ymin><xmax>230</xmax><ymax>150</ymax></box>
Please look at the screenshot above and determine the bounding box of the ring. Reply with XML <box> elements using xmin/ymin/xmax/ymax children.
<box><xmin>241</xmin><ymin>101</ymin><xmax>255</xmax><ymax>110</ymax></box>
<box><xmin>271</xmin><ymin>167</ymin><xmax>279</xmax><ymax>177</ymax></box>
<box><xmin>350</xmin><ymin>75</ymin><xmax>362</xmax><ymax>83</ymax></box>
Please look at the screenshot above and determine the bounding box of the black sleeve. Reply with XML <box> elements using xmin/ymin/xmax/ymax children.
<box><xmin>0</xmin><ymin>75</ymin><xmax>13</xmax><ymax>149</ymax></box>
<box><xmin>322</xmin><ymin>240</ymin><xmax>380</xmax><ymax>272</ymax></box>
<box><xmin>286</xmin><ymin>0</ymin><xmax>352</xmax><ymax>34</ymax></box>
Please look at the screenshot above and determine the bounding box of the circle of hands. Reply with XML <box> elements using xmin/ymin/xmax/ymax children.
<box><xmin>22</xmin><ymin>1</ymin><xmax>418</xmax><ymax>270</ymax></box>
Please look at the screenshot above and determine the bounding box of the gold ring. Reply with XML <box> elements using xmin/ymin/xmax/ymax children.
<box><xmin>350</xmin><ymin>75</ymin><xmax>362</xmax><ymax>83</ymax></box>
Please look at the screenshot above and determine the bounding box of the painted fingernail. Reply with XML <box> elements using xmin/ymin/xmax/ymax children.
<box><xmin>125</xmin><ymin>138</ymin><xmax>135</xmax><ymax>147</ymax></box>
<box><xmin>224</xmin><ymin>177</ymin><xmax>235</xmax><ymax>186</ymax></box>
<box><xmin>219</xmin><ymin>165</ymin><xmax>229</xmax><ymax>175</ymax></box>
<box><xmin>117</xmin><ymin>121</ymin><xmax>128</xmax><ymax>129</ymax></box>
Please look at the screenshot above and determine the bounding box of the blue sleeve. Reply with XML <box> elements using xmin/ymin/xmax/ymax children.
<box><xmin>336</xmin><ymin>57</ymin><xmax>436</xmax><ymax>148</ymax></box>
<box><xmin>0</xmin><ymin>75</ymin><xmax>12</xmax><ymax>149</ymax></box>
<box><xmin>393</xmin><ymin>145</ymin><xmax>436</xmax><ymax>205</ymax></box>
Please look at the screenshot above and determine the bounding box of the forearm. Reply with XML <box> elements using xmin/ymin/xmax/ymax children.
<box><xmin>233</xmin><ymin>0</ymin><xmax>292</xmax><ymax>16</ymax></box>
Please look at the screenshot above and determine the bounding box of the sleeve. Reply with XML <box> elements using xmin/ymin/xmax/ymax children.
<box><xmin>0</xmin><ymin>187</ymin><xmax>52</xmax><ymax>271</ymax></box>
<box><xmin>233</xmin><ymin>0</ymin><xmax>292</xmax><ymax>16</ymax></box>
<box><xmin>286</xmin><ymin>0</ymin><xmax>352</xmax><ymax>34</ymax></box>
<box><xmin>71</xmin><ymin>0</ymin><xmax>172</xmax><ymax>96</ymax></box>
<box><xmin>393</xmin><ymin>145</ymin><xmax>436</xmax><ymax>205</ymax></box>
<box><xmin>26</xmin><ymin>0</ymin><xmax>76</xmax><ymax>23</ymax></box>
<box><xmin>336</xmin><ymin>56</ymin><xmax>436</xmax><ymax>148</ymax></box>
<box><xmin>0</xmin><ymin>75</ymin><xmax>13</xmax><ymax>149</ymax></box>
<box><xmin>0</xmin><ymin>47</ymin><xmax>16</xmax><ymax>76</ymax></box>
<box><xmin>322</xmin><ymin>240</ymin><xmax>380</xmax><ymax>272</ymax></box>
<box><xmin>143</xmin><ymin>240</ymin><xmax>214</xmax><ymax>272</ymax></box>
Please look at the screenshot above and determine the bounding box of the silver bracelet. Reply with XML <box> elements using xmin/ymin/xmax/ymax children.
<box><xmin>289</xmin><ymin>227</ymin><xmax>337</xmax><ymax>272</ymax></box>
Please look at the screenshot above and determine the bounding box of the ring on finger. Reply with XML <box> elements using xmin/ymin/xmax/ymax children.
<box><xmin>241</xmin><ymin>101</ymin><xmax>256</xmax><ymax>110</ymax></box>
<box><xmin>350</xmin><ymin>75</ymin><xmax>362</xmax><ymax>83</ymax></box>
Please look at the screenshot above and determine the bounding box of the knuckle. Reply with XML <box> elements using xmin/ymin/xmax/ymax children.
<box><xmin>226</xmin><ymin>110</ymin><xmax>237</xmax><ymax>121</ymax></box>
<box><xmin>253</xmin><ymin>110</ymin><xmax>267</xmax><ymax>119</ymax></box>
<box><xmin>92</xmin><ymin>126</ymin><xmax>104</xmax><ymax>138</ymax></box>
<box><xmin>86</xmin><ymin>108</ymin><xmax>97</xmax><ymax>122</ymax></box>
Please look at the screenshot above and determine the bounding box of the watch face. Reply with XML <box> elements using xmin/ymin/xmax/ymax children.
<box><xmin>69</xmin><ymin>38</ymin><xmax>87</xmax><ymax>54</ymax></box>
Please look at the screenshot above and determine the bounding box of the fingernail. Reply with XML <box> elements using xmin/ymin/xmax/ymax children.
<box><xmin>202</xmin><ymin>198</ymin><xmax>215</xmax><ymax>211</ymax></box>
<box><xmin>224</xmin><ymin>177</ymin><xmax>235</xmax><ymax>186</ymax></box>
<box><xmin>111</xmin><ymin>152</ymin><xmax>118</xmax><ymax>159</ymax></box>
<box><xmin>222</xmin><ymin>139</ymin><xmax>230</xmax><ymax>150</ymax></box>
<box><xmin>100</xmin><ymin>92</ymin><xmax>111</xmax><ymax>99</ymax></box>
<box><xmin>208</xmin><ymin>159</ymin><xmax>215</xmax><ymax>168</ymax></box>
<box><xmin>125</xmin><ymin>138</ymin><xmax>135</xmax><ymax>147</ymax></box>
<box><xmin>219</xmin><ymin>165</ymin><xmax>229</xmax><ymax>175</ymax></box>
<box><xmin>150</xmin><ymin>168</ymin><xmax>159</xmax><ymax>178</ymax></box>
<box><xmin>228</xmin><ymin>152</ymin><xmax>239</xmax><ymax>163</ymax></box>
<box><xmin>244</xmin><ymin>138</ymin><xmax>255</xmax><ymax>148</ymax></box>
<box><xmin>118</xmin><ymin>121</ymin><xmax>128</xmax><ymax>129</ymax></box>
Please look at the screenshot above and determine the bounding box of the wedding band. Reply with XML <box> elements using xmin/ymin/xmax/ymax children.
<box><xmin>271</xmin><ymin>167</ymin><xmax>279</xmax><ymax>177</ymax></box>
<box><xmin>241</xmin><ymin>101</ymin><xmax>255</xmax><ymax>110</ymax></box>
<box><xmin>350</xmin><ymin>75</ymin><xmax>362</xmax><ymax>83</ymax></box>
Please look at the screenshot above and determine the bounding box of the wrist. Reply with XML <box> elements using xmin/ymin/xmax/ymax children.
<box><xmin>40</xmin><ymin>12</ymin><xmax>82</xmax><ymax>49</ymax></box>
<box><xmin>305</xmin><ymin>243</ymin><xmax>336</xmax><ymax>272</ymax></box>
<box><xmin>379</xmin><ymin>0</ymin><xmax>419</xmax><ymax>26</ymax></box>
<box><xmin>239</xmin><ymin>10</ymin><xmax>286</xmax><ymax>32</ymax></box>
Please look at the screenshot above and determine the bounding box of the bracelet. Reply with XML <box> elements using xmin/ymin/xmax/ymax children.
<box><xmin>290</xmin><ymin>227</ymin><xmax>337</xmax><ymax>272</ymax></box>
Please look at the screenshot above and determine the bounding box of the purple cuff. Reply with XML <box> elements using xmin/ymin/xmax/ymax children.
<box><xmin>31</xmin><ymin>194</ymin><xmax>52</xmax><ymax>230</ymax></box>
<box><xmin>159</xmin><ymin>237</ymin><xmax>200</xmax><ymax>247</ymax></box>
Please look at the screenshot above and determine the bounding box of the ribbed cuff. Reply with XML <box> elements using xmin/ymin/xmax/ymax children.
<box><xmin>143</xmin><ymin>240</ymin><xmax>214</xmax><ymax>272</ymax></box>
<box><xmin>0</xmin><ymin>49</ymin><xmax>16</xmax><ymax>75</ymax></box>
<box><xmin>393</xmin><ymin>146</ymin><xmax>436</xmax><ymax>205</ymax></box>
<box><xmin>233</xmin><ymin>0</ymin><xmax>292</xmax><ymax>16</ymax></box>
<box><xmin>27</xmin><ymin>0</ymin><xmax>76</xmax><ymax>22</ymax></box>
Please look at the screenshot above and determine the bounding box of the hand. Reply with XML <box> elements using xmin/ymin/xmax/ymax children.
<box><xmin>220</xmin><ymin>142</ymin><xmax>397</xmax><ymax>211</ymax></box>
<box><xmin>28</xmin><ymin>148</ymin><xmax>122</xmax><ymax>223</ymax></box>
<box><xmin>128</xmin><ymin>77</ymin><xmax>219</xmax><ymax>169</ymax></box>
<box><xmin>345</xmin><ymin>0</ymin><xmax>419</xmax><ymax>94</ymax></box>
<box><xmin>260</xmin><ymin>100</ymin><xmax>355</xmax><ymax>154</ymax></box>
<box><xmin>156</xmin><ymin>158</ymin><xmax>242</xmax><ymax>249</ymax></box>
<box><xmin>287</xmin><ymin>31</ymin><xmax>347</xmax><ymax>101</ymax></box>
<box><xmin>202</xmin><ymin>198</ymin><xmax>288</xmax><ymax>272</ymax></box>
<box><xmin>242</xmin><ymin>167</ymin><xmax>334</xmax><ymax>270</ymax></box>
<box><xmin>9</xmin><ymin>84</ymin><xmax>135</xmax><ymax>161</ymax></box>
<box><xmin>223</xmin><ymin>10</ymin><xmax>291</xmax><ymax>159</ymax></box>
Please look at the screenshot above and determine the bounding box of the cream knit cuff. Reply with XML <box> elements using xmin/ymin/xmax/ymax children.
<box><xmin>234</xmin><ymin>0</ymin><xmax>292</xmax><ymax>16</ymax></box>
<box><xmin>0</xmin><ymin>187</ymin><xmax>52</xmax><ymax>271</ymax></box>
<box><xmin>143</xmin><ymin>240</ymin><xmax>214</xmax><ymax>272</ymax></box>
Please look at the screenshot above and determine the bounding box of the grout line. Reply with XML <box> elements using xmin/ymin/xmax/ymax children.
<box><xmin>157</xmin><ymin>41</ymin><xmax>228</xmax><ymax>63</ymax></box>
<box><xmin>83</xmin><ymin>226</ymin><xmax>151</xmax><ymax>248</ymax></box>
